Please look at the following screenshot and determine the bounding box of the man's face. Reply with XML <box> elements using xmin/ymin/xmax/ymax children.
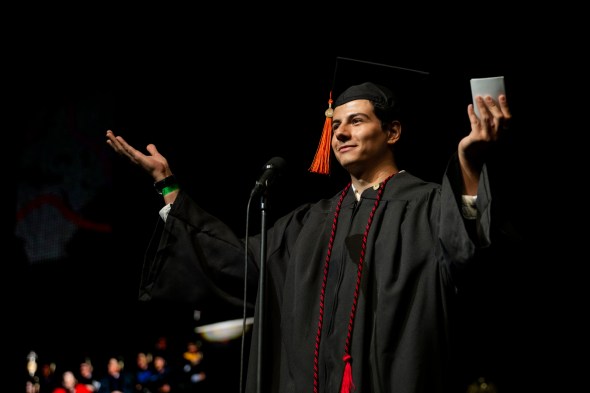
<box><xmin>331</xmin><ymin>99</ymin><xmax>393</xmax><ymax>173</ymax></box>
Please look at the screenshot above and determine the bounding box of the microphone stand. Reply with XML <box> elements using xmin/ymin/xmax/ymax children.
<box><xmin>249</xmin><ymin>156</ymin><xmax>285</xmax><ymax>393</ymax></box>
<box><xmin>256</xmin><ymin>191</ymin><xmax>268</xmax><ymax>393</ymax></box>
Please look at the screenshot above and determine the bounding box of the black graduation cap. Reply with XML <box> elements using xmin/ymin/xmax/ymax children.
<box><xmin>309</xmin><ymin>56</ymin><xmax>430</xmax><ymax>175</ymax></box>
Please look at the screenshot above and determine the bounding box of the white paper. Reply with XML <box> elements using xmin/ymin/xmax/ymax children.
<box><xmin>470</xmin><ymin>76</ymin><xmax>505</xmax><ymax>117</ymax></box>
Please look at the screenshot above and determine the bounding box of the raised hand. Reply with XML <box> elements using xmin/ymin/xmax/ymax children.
<box><xmin>458</xmin><ymin>94</ymin><xmax>512</xmax><ymax>194</ymax></box>
<box><xmin>106</xmin><ymin>130</ymin><xmax>173</xmax><ymax>182</ymax></box>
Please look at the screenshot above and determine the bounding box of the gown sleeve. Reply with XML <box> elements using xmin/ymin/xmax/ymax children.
<box><xmin>138</xmin><ymin>189</ymin><xmax>260</xmax><ymax>311</ymax></box>
<box><xmin>439</xmin><ymin>152</ymin><xmax>496</xmax><ymax>289</ymax></box>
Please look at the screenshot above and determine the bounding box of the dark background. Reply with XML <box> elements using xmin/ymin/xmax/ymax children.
<box><xmin>7</xmin><ymin>10</ymin><xmax>581</xmax><ymax>393</ymax></box>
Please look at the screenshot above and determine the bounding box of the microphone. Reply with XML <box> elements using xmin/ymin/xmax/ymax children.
<box><xmin>250</xmin><ymin>156</ymin><xmax>287</xmax><ymax>197</ymax></box>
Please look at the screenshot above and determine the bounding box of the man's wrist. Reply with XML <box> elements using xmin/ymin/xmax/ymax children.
<box><xmin>154</xmin><ymin>175</ymin><xmax>178</xmax><ymax>195</ymax></box>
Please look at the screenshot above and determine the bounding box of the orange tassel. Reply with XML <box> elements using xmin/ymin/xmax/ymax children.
<box><xmin>309</xmin><ymin>92</ymin><xmax>333</xmax><ymax>175</ymax></box>
<box><xmin>340</xmin><ymin>354</ymin><xmax>354</xmax><ymax>393</ymax></box>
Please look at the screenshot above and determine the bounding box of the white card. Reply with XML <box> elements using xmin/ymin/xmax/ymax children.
<box><xmin>470</xmin><ymin>76</ymin><xmax>505</xmax><ymax>117</ymax></box>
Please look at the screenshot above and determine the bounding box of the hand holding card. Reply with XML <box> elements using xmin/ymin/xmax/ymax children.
<box><xmin>470</xmin><ymin>76</ymin><xmax>505</xmax><ymax>117</ymax></box>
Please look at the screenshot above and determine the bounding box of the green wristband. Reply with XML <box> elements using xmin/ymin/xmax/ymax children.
<box><xmin>154</xmin><ymin>175</ymin><xmax>178</xmax><ymax>195</ymax></box>
<box><xmin>161</xmin><ymin>184</ymin><xmax>179</xmax><ymax>196</ymax></box>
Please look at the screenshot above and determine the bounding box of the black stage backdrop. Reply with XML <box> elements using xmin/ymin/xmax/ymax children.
<box><xmin>7</xmin><ymin>14</ymin><xmax>579</xmax><ymax>393</ymax></box>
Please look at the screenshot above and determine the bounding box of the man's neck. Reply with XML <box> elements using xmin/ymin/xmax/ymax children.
<box><xmin>350</xmin><ymin>166</ymin><xmax>398</xmax><ymax>196</ymax></box>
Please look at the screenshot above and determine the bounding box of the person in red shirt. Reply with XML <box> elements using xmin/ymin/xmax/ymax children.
<box><xmin>53</xmin><ymin>370</ymin><xmax>92</xmax><ymax>393</ymax></box>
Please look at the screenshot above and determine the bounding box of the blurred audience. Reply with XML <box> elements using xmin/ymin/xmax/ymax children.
<box><xmin>52</xmin><ymin>370</ymin><xmax>91</xmax><ymax>393</ymax></box>
<box><xmin>178</xmin><ymin>341</ymin><xmax>207</xmax><ymax>392</ymax></box>
<box><xmin>133</xmin><ymin>352</ymin><xmax>154</xmax><ymax>393</ymax></box>
<box><xmin>78</xmin><ymin>360</ymin><xmax>101</xmax><ymax>392</ymax></box>
<box><xmin>97</xmin><ymin>357</ymin><xmax>134</xmax><ymax>393</ymax></box>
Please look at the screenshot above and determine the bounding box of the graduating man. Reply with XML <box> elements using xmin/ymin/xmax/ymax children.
<box><xmin>106</xmin><ymin>60</ymin><xmax>512</xmax><ymax>392</ymax></box>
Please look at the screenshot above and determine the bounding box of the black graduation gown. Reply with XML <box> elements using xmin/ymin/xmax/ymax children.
<box><xmin>138</xmin><ymin>155</ymin><xmax>494</xmax><ymax>393</ymax></box>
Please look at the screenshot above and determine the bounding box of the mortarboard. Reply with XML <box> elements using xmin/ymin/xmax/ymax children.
<box><xmin>309</xmin><ymin>57</ymin><xmax>430</xmax><ymax>175</ymax></box>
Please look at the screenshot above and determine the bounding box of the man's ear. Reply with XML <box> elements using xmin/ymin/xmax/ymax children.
<box><xmin>387</xmin><ymin>121</ymin><xmax>401</xmax><ymax>144</ymax></box>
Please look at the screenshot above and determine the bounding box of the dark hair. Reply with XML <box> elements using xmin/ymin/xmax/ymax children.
<box><xmin>334</xmin><ymin>81</ymin><xmax>401</xmax><ymax>126</ymax></box>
